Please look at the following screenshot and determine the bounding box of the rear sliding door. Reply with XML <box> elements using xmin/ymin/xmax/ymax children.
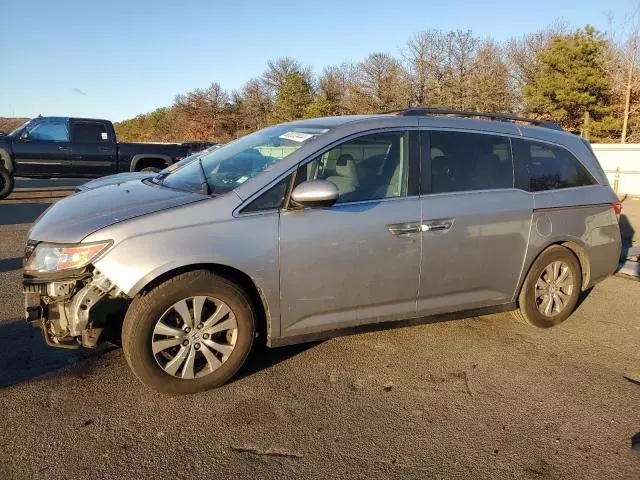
<box><xmin>417</xmin><ymin>130</ymin><xmax>533</xmax><ymax>316</ymax></box>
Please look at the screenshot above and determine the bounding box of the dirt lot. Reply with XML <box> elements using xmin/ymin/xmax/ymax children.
<box><xmin>0</xmin><ymin>190</ymin><xmax>639</xmax><ymax>479</ymax></box>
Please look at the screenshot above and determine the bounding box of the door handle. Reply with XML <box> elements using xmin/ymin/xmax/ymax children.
<box><xmin>98</xmin><ymin>147</ymin><xmax>112</xmax><ymax>152</ymax></box>
<box><xmin>58</xmin><ymin>146</ymin><xmax>69</xmax><ymax>151</ymax></box>
<box><xmin>387</xmin><ymin>223</ymin><xmax>421</xmax><ymax>236</ymax></box>
<box><xmin>421</xmin><ymin>220</ymin><xmax>453</xmax><ymax>233</ymax></box>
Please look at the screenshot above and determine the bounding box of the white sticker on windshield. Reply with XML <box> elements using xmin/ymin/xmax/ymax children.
<box><xmin>101</xmin><ymin>132</ymin><xmax>108</xmax><ymax>140</ymax></box>
<box><xmin>279</xmin><ymin>131</ymin><xmax>314</xmax><ymax>143</ymax></box>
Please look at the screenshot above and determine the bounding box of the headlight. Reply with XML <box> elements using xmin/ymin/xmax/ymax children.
<box><xmin>24</xmin><ymin>241</ymin><xmax>112</xmax><ymax>273</ymax></box>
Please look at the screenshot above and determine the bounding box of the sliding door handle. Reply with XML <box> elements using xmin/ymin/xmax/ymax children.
<box><xmin>421</xmin><ymin>220</ymin><xmax>453</xmax><ymax>233</ymax></box>
<box><xmin>387</xmin><ymin>222</ymin><xmax>421</xmax><ymax>236</ymax></box>
<box><xmin>58</xmin><ymin>146</ymin><xmax>69</xmax><ymax>151</ymax></box>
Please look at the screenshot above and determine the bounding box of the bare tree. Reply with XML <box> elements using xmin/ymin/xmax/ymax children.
<box><xmin>346</xmin><ymin>53</ymin><xmax>410</xmax><ymax>113</ymax></box>
<box><xmin>607</xmin><ymin>7</ymin><xmax>640</xmax><ymax>142</ymax></box>
<box><xmin>174</xmin><ymin>82</ymin><xmax>230</xmax><ymax>140</ymax></box>
<box><xmin>402</xmin><ymin>30</ymin><xmax>448</xmax><ymax>106</ymax></box>
<box><xmin>261</xmin><ymin>57</ymin><xmax>312</xmax><ymax>94</ymax></box>
<box><xmin>468</xmin><ymin>40</ymin><xmax>514</xmax><ymax>112</ymax></box>
<box><xmin>319</xmin><ymin>63</ymin><xmax>356</xmax><ymax>114</ymax></box>
<box><xmin>236</xmin><ymin>78</ymin><xmax>272</xmax><ymax>132</ymax></box>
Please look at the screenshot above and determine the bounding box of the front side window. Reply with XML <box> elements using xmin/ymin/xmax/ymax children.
<box><xmin>295</xmin><ymin>131</ymin><xmax>410</xmax><ymax>203</ymax></box>
<box><xmin>26</xmin><ymin>120</ymin><xmax>69</xmax><ymax>142</ymax></box>
<box><xmin>243</xmin><ymin>176</ymin><xmax>291</xmax><ymax>212</ymax></box>
<box><xmin>159</xmin><ymin>125</ymin><xmax>330</xmax><ymax>194</ymax></box>
<box><xmin>512</xmin><ymin>139</ymin><xmax>596</xmax><ymax>191</ymax></box>
<box><xmin>429</xmin><ymin>131</ymin><xmax>513</xmax><ymax>193</ymax></box>
<box><xmin>73</xmin><ymin>122</ymin><xmax>108</xmax><ymax>143</ymax></box>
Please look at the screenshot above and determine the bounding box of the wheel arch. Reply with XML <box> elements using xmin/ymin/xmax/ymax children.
<box><xmin>516</xmin><ymin>239</ymin><xmax>591</xmax><ymax>301</ymax></box>
<box><xmin>132</xmin><ymin>263</ymin><xmax>271</xmax><ymax>343</ymax></box>
<box><xmin>130</xmin><ymin>154</ymin><xmax>172</xmax><ymax>172</ymax></box>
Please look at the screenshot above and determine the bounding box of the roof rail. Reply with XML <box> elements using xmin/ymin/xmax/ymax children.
<box><xmin>394</xmin><ymin>108</ymin><xmax>563</xmax><ymax>131</ymax></box>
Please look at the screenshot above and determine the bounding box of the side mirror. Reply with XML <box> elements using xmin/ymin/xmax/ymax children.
<box><xmin>291</xmin><ymin>179</ymin><xmax>339</xmax><ymax>208</ymax></box>
<box><xmin>20</xmin><ymin>130</ymin><xmax>29</xmax><ymax>141</ymax></box>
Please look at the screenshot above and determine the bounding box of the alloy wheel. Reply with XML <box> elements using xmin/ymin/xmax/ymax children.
<box><xmin>535</xmin><ymin>261</ymin><xmax>574</xmax><ymax>317</ymax></box>
<box><xmin>151</xmin><ymin>296</ymin><xmax>238</xmax><ymax>379</ymax></box>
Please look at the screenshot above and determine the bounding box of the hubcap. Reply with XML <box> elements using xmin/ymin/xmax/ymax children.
<box><xmin>151</xmin><ymin>296</ymin><xmax>238</xmax><ymax>379</ymax></box>
<box><xmin>535</xmin><ymin>261</ymin><xmax>574</xmax><ymax>317</ymax></box>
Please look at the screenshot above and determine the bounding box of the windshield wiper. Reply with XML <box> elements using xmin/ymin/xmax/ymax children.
<box><xmin>197</xmin><ymin>158</ymin><xmax>212</xmax><ymax>195</ymax></box>
<box><xmin>152</xmin><ymin>172</ymin><xmax>170</xmax><ymax>184</ymax></box>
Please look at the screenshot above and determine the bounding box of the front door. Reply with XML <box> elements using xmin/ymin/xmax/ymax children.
<box><xmin>279</xmin><ymin>130</ymin><xmax>422</xmax><ymax>338</ymax></box>
<box><xmin>417</xmin><ymin>130</ymin><xmax>533</xmax><ymax>316</ymax></box>
<box><xmin>12</xmin><ymin>118</ymin><xmax>71</xmax><ymax>176</ymax></box>
<box><xmin>70</xmin><ymin>120</ymin><xmax>117</xmax><ymax>177</ymax></box>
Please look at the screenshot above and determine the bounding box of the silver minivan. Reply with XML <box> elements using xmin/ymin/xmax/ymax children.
<box><xmin>23</xmin><ymin>109</ymin><xmax>622</xmax><ymax>394</ymax></box>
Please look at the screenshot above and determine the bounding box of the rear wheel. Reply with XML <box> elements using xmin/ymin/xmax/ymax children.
<box><xmin>0</xmin><ymin>166</ymin><xmax>14</xmax><ymax>200</ymax></box>
<box><xmin>513</xmin><ymin>245</ymin><xmax>582</xmax><ymax>328</ymax></box>
<box><xmin>122</xmin><ymin>270</ymin><xmax>255</xmax><ymax>394</ymax></box>
<box><xmin>140</xmin><ymin>166</ymin><xmax>160</xmax><ymax>173</ymax></box>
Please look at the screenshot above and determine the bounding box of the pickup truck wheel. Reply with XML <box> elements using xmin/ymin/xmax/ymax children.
<box><xmin>0</xmin><ymin>167</ymin><xmax>14</xmax><ymax>200</ymax></box>
<box><xmin>140</xmin><ymin>166</ymin><xmax>160</xmax><ymax>173</ymax></box>
<box><xmin>122</xmin><ymin>270</ymin><xmax>255</xmax><ymax>394</ymax></box>
<box><xmin>512</xmin><ymin>245</ymin><xmax>581</xmax><ymax>328</ymax></box>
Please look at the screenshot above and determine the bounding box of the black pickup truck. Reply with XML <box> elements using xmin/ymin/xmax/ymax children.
<box><xmin>0</xmin><ymin>116</ymin><xmax>211</xmax><ymax>199</ymax></box>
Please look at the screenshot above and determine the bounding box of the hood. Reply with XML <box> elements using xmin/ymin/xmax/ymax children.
<box><xmin>29</xmin><ymin>179</ymin><xmax>207</xmax><ymax>243</ymax></box>
<box><xmin>78</xmin><ymin>172</ymin><xmax>154</xmax><ymax>191</ymax></box>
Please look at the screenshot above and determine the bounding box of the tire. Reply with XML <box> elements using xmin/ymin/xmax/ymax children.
<box><xmin>140</xmin><ymin>166</ymin><xmax>160</xmax><ymax>173</ymax></box>
<box><xmin>513</xmin><ymin>245</ymin><xmax>582</xmax><ymax>328</ymax></box>
<box><xmin>0</xmin><ymin>166</ymin><xmax>14</xmax><ymax>200</ymax></box>
<box><xmin>122</xmin><ymin>270</ymin><xmax>255</xmax><ymax>394</ymax></box>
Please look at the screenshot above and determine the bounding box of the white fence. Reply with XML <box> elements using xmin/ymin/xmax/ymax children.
<box><xmin>591</xmin><ymin>144</ymin><xmax>640</xmax><ymax>196</ymax></box>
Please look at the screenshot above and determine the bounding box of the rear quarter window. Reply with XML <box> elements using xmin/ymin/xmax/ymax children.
<box><xmin>512</xmin><ymin>139</ymin><xmax>596</xmax><ymax>192</ymax></box>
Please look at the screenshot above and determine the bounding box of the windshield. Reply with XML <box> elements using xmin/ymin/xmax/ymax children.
<box><xmin>8</xmin><ymin>120</ymin><xmax>32</xmax><ymax>137</ymax></box>
<box><xmin>157</xmin><ymin>144</ymin><xmax>222</xmax><ymax>175</ymax></box>
<box><xmin>160</xmin><ymin>125</ymin><xmax>329</xmax><ymax>194</ymax></box>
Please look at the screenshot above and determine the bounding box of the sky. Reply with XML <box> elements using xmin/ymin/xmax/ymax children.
<box><xmin>1</xmin><ymin>0</ymin><xmax>636</xmax><ymax>121</ymax></box>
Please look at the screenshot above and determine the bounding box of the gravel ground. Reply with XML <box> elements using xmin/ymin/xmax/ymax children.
<box><xmin>0</xmin><ymin>199</ymin><xmax>639</xmax><ymax>480</ymax></box>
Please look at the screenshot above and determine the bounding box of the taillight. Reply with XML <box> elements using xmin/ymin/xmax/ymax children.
<box><xmin>174</xmin><ymin>156</ymin><xmax>183</xmax><ymax>162</ymax></box>
<box><xmin>611</xmin><ymin>202</ymin><xmax>622</xmax><ymax>219</ymax></box>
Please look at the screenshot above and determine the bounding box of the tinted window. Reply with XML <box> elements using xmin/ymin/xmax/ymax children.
<box><xmin>27</xmin><ymin>120</ymin><xmax>69</xmax><ymax>142</ymax></box>
<box><xmin>296</xmin><ymin>131</ymin><xmax>409</xmax><ymax>203</ymax></box>
<box><xmin>429</xmin><ymin>131</ymin><xmax>513</xmax><ymax>193</ymax></box>
<box><xmin>512</xmin><ymin>139</ymin><xmax>596</xmax><ymax>192</ymax></box>
<box><xmin>243</xmin><ymin>176</ymin><xmax>291</xmax><ymax>212</ymax></box>
<box><xmin>73</xmin><ymin>122</ymin><xmax>109</xmax><ymax>143</ymax></box>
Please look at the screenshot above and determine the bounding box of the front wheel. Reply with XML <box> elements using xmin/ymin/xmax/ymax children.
<box><xmin>0</xmin><ymin>166</ymin><xmax>15</xmax><ymax>200</ymax></box>
<box><xmin>122</xmin><ymin>270</ymin><xmax>255</xmax><ymax>394</ymax></box>
<box><xmin>513</xmin><ymin>245</ymin><xmax>582</xmax><ymax>328</ymax></box>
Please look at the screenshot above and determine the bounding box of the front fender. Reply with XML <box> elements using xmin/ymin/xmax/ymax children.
<box><xmin>87</xmin><ymin>197</ymin><xmax>281</xmax><ymax>337</ymax></box>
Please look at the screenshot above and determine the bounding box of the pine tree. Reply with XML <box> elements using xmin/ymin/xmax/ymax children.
<box><xmin>270</xmin><ymin>72</ymin><xmax>313</xmax><ymax>122</ymax></box>
<box><xmin>523</xmin><ymin>26</ymin><xmax>616</xmax><ymax>137</ymax></box>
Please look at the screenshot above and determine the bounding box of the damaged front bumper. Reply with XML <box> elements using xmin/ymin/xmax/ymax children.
<box><xmin>24</xmin><ymin>269</ymin><xmax>129</xmax><ymax>349</ymax></box>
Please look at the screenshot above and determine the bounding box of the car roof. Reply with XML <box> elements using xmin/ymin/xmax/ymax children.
<box><xmin>39</xmin><ymin>116</ymin><xmax>112</xmax><ymax>123</ymax></box>
<box><xmin>287</xmin><ymin>113</ymin><xmax>582</xmax><ymax>146</ymax></box>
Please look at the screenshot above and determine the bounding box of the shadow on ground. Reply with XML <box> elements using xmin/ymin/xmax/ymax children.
<box><xmin>0</xmin><ymin>203</ymin><xmax>50</xmax><ymax>226</ymax></box>
<box><xmin>234</xmin><ymin>341</ymin><xmax>323</xmax><ymax>383</ymax></box>
<box><xmin>0</xmin><ymin>313</ymin><xmax>324</xmax><ymax>389</ymax></box>
<box><xmin>0</xmin><ymin>319</ymin><xmax>94</xmax><ymax>389</ymax></box>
